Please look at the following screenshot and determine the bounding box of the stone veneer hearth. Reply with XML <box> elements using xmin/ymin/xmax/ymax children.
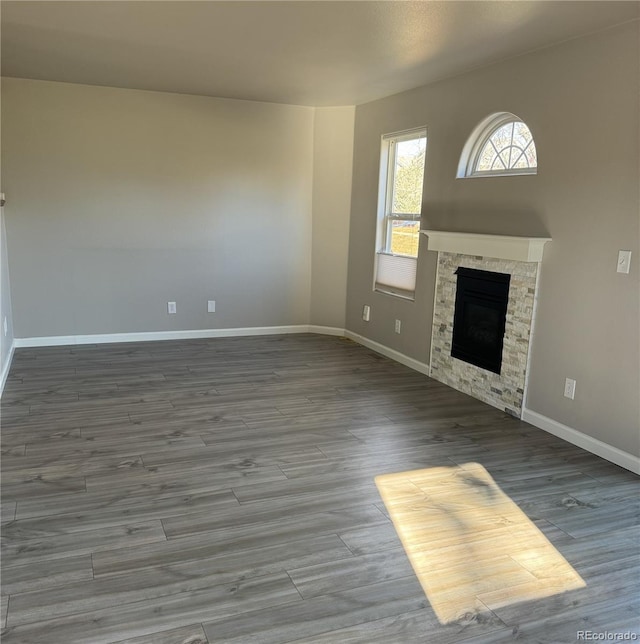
<box><xmin>430</xmin><ymin>252</ymin><xmax>539</xmax><ymax>417</ymax></box>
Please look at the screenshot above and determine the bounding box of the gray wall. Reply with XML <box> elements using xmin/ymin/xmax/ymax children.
<box><xmin>1</xmin><ymin>83</ymin><xmax>15</xmax><ymax>383</ymax></box>
<box><xmin>346</xmin><ymin>22</ymin><xmax>639</xmax><ymax>456</ymax></box>
<box><xmin>0</xmin><ymin>207</ymin><xmax>15</xmax><ymax>382</ymax></box>
<box><xmin>2</xmin><ymin>79</ymin><xmax>319</xmax><ymax>337</ymax></box>
<box><xmin>310</xmin><ymin>106</ymin><xmax>355</xmax><ymax>329</ymax></box>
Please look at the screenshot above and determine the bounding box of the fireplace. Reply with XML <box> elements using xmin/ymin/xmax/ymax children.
<box><xmin>422</xmin><ymin>231</ymin><xmax>551</xmax><ymax>418</ymax></box>
<box><xmin>451</xmin><ymin>267</ymin><xmax>510</xmax><ymax>374</ymax></box>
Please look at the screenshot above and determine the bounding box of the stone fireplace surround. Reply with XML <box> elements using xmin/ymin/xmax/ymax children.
<box><xmin>422</xmin><ymin>231</ymin><xmax>551</xmax><ymax>418</ymax></box>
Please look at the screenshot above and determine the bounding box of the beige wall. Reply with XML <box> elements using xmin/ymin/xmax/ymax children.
<box><xmin>310</xmin><ymin>106</ymin><xmax>355</xmax><ymax>329</ymax></box>
<box><xmin>2</xmin><ymin>79</ymin><xmax>318</xmax><ymax>337</ymax></box>
<box><xmin>346</xmin><ymin>22</ymin><xmax>639</xmax><ymax>455</ymax></box>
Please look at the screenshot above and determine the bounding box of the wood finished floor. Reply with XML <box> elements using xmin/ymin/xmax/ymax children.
<box><xmin>1</xmin><ymin>334</ymin><xmax>638</xmax><ymax>643</ymax></box>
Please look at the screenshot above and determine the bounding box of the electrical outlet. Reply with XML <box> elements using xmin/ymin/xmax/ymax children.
<box><xmin>395</xmin><ymin>319</ymin><xmax>401</xmax><ymax>334</ymax></box>
<box><xmin>617</xmin><ymin>250</ymin><xmax>632</xmax><ymax>274</ymax></box>
<box><xmin>207</xmin><ymin>300</ymin><xmax>216</xmax><ymax>313</ymax></box>
<box><xmin>564</xmin><ymin>378</ymin><xmax>576</xmax><ymax>400</ymax></box>
<box><xmin>3</xmin><ymin>317</ymin><xmax>7</xmax><ymax>337</ymax></box>
<box><xmin>362</xmin><ymin>305</ymin><xmax>371</xmax><ymax>322</ymax></box>
<box><xmin>167</xmin><ymin>301</ymin><xmax>177</xmax><ymax>314</ymax></box>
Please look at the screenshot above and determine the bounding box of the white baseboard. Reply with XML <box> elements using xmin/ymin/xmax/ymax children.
<box><xmin>344</xmin><ymin>330</ymin><xmax>430</xmax><ymax>376</ymax></box>
<box><xmin>307</xmin><ymin>325</ymin><xmax>345</xmax><ymax>337</ymax></box>
<box><xmin>0</xmin><ymin>340</ymin><xmax>15</xmax><ymax>396</ymax></box>
<box><xmin>522</xmin><ymin>407</ymin><xmax>640</xmax><ymax>475</ymax></box>
<box><xmin>13</xmin><ymin>325</ymin><xmax>349</xmax><ymax>349</ymax></box>
<box><xmin>13</xmin><ymin>325</ymin><xmax>326</xmax><ymax>348</ymax></box>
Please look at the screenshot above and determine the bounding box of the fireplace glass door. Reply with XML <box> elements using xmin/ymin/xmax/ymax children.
<box><xmin>451</xmin><ymin>267</ymin><xmax>510</xmax><ymax>374</ymax></box>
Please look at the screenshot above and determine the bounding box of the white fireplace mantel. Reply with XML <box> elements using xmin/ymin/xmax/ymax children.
<box><xmin>421</xmin><ymin>230</ymin><xmax>552</xmax><ymax>263</ymax></box>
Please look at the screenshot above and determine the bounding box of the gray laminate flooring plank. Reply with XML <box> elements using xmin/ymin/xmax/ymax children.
<box><xmin>1</xmin><ymin>595</ymin><xmax>8</xmax><ymax>630</ymax></box>
<box><xmin>1</xmin><ymin>455</ymin><xmax>145</xmax><ymax>482</ymax></box>
<box><xmin>139</xmin><ymin>444</ymin><xmax>327</xmax><ymax>469</ymax></box>
<box><xmin>2</xmin><ymin>391</ymin><xmax>80</xmax><ymax>407</ymax></box>
<box><xmin>1</xmin><ymin>427</ymin><xmax>82</xmax><ymax>450</ymax></box>
<box><xmin>161</xmin><ymin>493</ymin><xmax>387</xmax><ymax>540</ymax></box>
<box><xmin>537</xmin><ymin>500</ymin><xmax>640</xmax><ymax>538</ymax></box>
<box><xmin>83</xmin><ymin>462</ymin><xmax>287</xmax><ymax>494</ymax></box>
<box><xmin>14</xmin><ymin>480</ymin><xmax>238</xmax><ymax>522</ymax></box>
<box><xmin>1</xmin><ymin>474</ymin><xmax>87</xmax><ymax>501</ymax></box>
<box><xmin>201</xmin><ymin>428</ymin><xmax>361</xmax><ymax>452</ymax></box>
<box><xmin>567</xmin><ymin>477</ymin><xmax>640</xmax><ymax>505</ymax></box>
<box><xmin>229</xmin><ymin>467</ymin><xmax>400</xmax><ymax>504</ymax></box>
<box><xmin>278</xmin><ymin>454</ymin><xmax>439</xmax><ymax>480</ymax></box>
<box><xmin>0</xmin><ymin>445</ymin><xmax>26</xmax><ymax>459</ymax></box>
<box><xmin>461</xmin><ymin>595</ymin><xmax>640</xmax><ymax>643</ymax></box>
<box><xmin>22</xmin><ymin>435</ymin><xmax>207</xmax><ymax>460</ymax></box>
<box><xmin>2</xmin><ymin>521</ymin><xmax>167</xmax><ymax>567</ymax></box>
<box><xmin>2</xmin><ymin>334</ymin><xmax>638</xmax><ymax>643</ymax></box>
<box><xmin>83</xmin><ymin>418</ymin><xmax>249</xmax><ymax>440</ymax></box>
<box><xmin>288</xmin><ymin>607</ymin><xmax>506</xmax><ymax>644</ymax></box>
<box><xmin>25</xmin><ymin>400</ymin><xmax>174</xmax><ymax>423</ymax></box>
<box><xmin>495</xmin><ymin>472</ymin><xmax>607</xmax><ymax>504</ymax></box>
<box><xmin>94</xmin><ymin>504</ymin><xmax>388</xmax><ymax>575</ymax></box>
<box><xmin>1</xmin><ymin>555</ymin><xmax>94</xmax><ymax>595</ymax></box>
<box><xmin>201</xmin><ymin>576</ymin><xmax>434</xmax><ymax>644</ymax></box>
<box><xmin>0</xmin><ymin>406</ymin><xmax>30</xmax><ymax>421</ymax></box>
<box><xmin>577</xmin><ymin>554</ymin><xmax>640</xmax><ymax>585</ymax></box>
<box><xmin>1</xmin><ymin>572</ymin><xmax>301</xmax><ymax>644</ymax></box>
<box><xmin>112</xmin><ymin>623</ymin><xmax>208</xmax><ymax>644</ymax></box>
<box><xmin>2</xmin><ymin>417</ymin><xmax>133</xmax><ymax>441</ymax></box>
<box><xmin>9</xmin><ymin>534</ymin><xmax>351</xmax><ymax>626</ymax></box>
<box><xmin>315</xmin><ymin>436</ymin><xmax>486</xmax><ymax>459</ymax></box>
<box><xmin>479</xmin><ymin>568</ymin><xmax>640</xmax><ymax>627</ymax></box>
<box><xmin>10</xmin><ymin>488</ymin><xmax>238</xmax><ymax>532</ymax></box>
<box><xmin>548</xmin><ymin>525</ymin><xmax>638</xmax><ymax>572</ymax></box>
<box><xmin>1</xmin><ymin>501</ymin><xmax>17</xmax><ymax>524</ymax></box>
<box><xmin>288</xmin><ymin>547</ymin><xmax>414</xmax><ymax>598</ymax></box>
<box><xmin>337</xmin><ymin>522</ymin><xmax>403</xmax><ymax>556</ymax></box>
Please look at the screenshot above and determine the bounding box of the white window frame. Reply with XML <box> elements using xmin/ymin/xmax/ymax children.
<box><xmin>374</xmin><ymin>127</ymin><xmax>427</xmax><ymax>298</ymax></box>
<box><xmin>457</xmin><ymin>112</ymin><xmax>537</xmax><ymax>178</ymax></box>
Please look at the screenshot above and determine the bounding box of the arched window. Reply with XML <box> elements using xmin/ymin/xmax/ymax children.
<box><xmin>457</xmin><ymin>112</ymin><xmax>537</xmax><ymax>178</ymax></box>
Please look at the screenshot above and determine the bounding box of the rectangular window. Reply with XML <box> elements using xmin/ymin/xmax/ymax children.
<box><xmin>374</xmin><ymin>128</ymin><xmax>427</xmax><ymax>297</ymax></box>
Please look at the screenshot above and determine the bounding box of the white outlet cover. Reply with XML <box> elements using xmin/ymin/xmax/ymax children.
<box><xmin>167</xmin><ymin>301</ymin><xmax>177</xmax><ymax>314</ymax></box>
<box><xmin>617</xmin><ymin>250</ymin><xmax>632</xmax><ymax>274</ymax></box>
<box><xmin>207</xmin><ymin>300</ymin><xmax>216</xmax><ymax>313</ymax></box>
<box><xmin>564</xmin><ymin>378</ymin><xmax>576</xmax><ymax>400</ymax></box>
<box><xmin>3</xmin><ymin>317</ymin><xmax>7</xmax><ymax>336</ymax></box>
<box><xmin>362</xmin><ymin>305</ymin><xmax>371</xmax><ymax>322</ymax></box>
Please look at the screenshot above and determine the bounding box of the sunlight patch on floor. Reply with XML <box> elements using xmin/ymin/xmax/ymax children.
<box><xmin>375</xmin><ymin>462</ymin><xmax>585</xmax><ymax>624</ymax></box>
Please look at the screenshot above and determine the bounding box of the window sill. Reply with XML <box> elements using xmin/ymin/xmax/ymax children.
<box><xmin>377</xmin><ymin>251</ymin><xmax>418</xmax><ymax>260</ymax></box>
<box><xmin>374</xmin><ymin>284</ymin><xmax>415</xmax><ymax>301</ymax></box>
<box><xmin>457</xmin><ymin>170</ymin><xmax>537</xmax><ymax>179</ymax></box>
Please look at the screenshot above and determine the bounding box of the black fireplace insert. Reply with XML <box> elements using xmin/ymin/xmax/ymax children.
<box><xmin>451</xmin><ymin>267</ymin><xmax>510</xmax><ymax>374</ymax></box>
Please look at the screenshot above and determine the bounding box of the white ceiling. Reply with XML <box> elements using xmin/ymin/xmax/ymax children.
<box><xmin>2</xmin><ymin>1</ymin><xmax>638</xmax><ymax>107</ymax></box>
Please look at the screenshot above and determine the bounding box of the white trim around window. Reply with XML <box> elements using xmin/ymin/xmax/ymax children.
<box><xmin>374</xmin><ymin>127</ymin><xmax>426</xmax><ymax>297</ymax></box>
<box><xmin>457</xmin><ymin>112</ymin><xmax>537</xmax><ymax>178</ymax></box>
